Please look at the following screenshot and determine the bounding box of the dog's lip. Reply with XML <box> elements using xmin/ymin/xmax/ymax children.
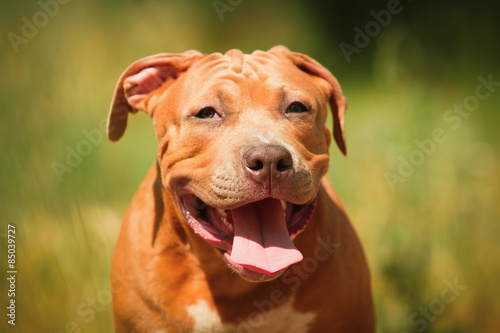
<box><xmin>178</xmin><ymin>192</ymin><xmax>233</xmax><ymax>250</ymax></box>
<box><xmin>177</xmin><ymin>190</ymin><xmax>316</xmax><ymax>253</ymax></box>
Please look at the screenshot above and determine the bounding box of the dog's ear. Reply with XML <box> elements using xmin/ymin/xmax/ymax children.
<box><xmin>269</xmin><ymin>46</ymin><xmax>347</xmax><ymax>156</ymax></box>
<box><xmin>107</xmin><ymin>51</ymin><xmax>202</xmax><ymax>142</ymax></box>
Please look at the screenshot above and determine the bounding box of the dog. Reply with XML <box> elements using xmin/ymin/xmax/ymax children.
<box><xmin>107</xmin><ymin>46</ymin><xmax>374</xmax><ymax>332</ymax></box>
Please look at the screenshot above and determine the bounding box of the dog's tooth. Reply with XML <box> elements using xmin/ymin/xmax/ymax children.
<box><xmin>217</xmin><ymin>208</ymin><xmax>227</xmax><ymax>218</ymax></box>
<box><xmin>221</xmin><ymin>215</ymin><xmax>233</xmax><ymax>231</ymax></box>
<box><xmin>280</xmin><ymin>200</ymin><xmax>287</xmax><ymax>211</ymax></box>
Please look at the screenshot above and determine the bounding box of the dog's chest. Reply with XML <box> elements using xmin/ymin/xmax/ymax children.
<box><xmin>183</xmin><ymin>297</ymin><xmax>316</xmax><ymax>333</ymax></box>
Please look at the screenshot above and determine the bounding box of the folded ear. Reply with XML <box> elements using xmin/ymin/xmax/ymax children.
<box><xmin>269</xmin><ymin>46</ymin><xmax>347</xmax><ymax>156</ymax></box>
<box><xmin>107</xmin><ymin>51</ymin><xmax>202</xmax><ymax>142</ymax></box>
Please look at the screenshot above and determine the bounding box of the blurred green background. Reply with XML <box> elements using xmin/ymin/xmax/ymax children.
<box><xmin>1</xmin><ymin>0</ymin><xmax>499</xmax><ymax>332</ymax></box>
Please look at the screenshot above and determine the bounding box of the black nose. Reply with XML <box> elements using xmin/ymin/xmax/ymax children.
<box><xmin>243</xmin><ymin>144</ymin><xmax>293</xmax><ymax>185</ymax></box>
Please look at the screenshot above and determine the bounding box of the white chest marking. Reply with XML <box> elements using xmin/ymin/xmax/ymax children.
<box><xmin>186</xmin><ymin>300</ymin><xmax>226</xmax><ymax>332</ymax></box>
<box><xmin>186</xmin><ymin>296</ymin><xmax>316</xmax><ymax>333</ymax></box>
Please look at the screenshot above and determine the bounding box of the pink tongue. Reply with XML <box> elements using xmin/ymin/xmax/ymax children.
<box><xmin>228</xmin><ymin>198</ymin><xmax>303</xmax><ymax>275</ymax></box>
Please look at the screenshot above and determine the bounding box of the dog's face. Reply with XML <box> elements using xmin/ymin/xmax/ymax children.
<box><xmin>108</xmin><ymin>46</ymin><xmax>347</xmax><ymax>282</ymax></box>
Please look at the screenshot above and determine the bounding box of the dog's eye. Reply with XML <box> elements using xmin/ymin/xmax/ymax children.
<box><xmin>195</xmin><ymin>107</ymin><xmax>218</xmax><ymax>119</ymax></box>
<box><xmin>286</xmin><ymin>102</ymin><xmax>309</xmax><ymax>114</ymax></box>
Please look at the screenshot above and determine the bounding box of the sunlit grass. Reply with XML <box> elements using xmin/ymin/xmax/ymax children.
<box><xmin>1</xmin><ymin>1</ymin><xmax>499</xmax><ymax>332</ymax></box>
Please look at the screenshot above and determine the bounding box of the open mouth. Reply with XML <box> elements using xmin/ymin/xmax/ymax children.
<box><xmin>179</xmin><ymin>193</ymin><xmax>316</xmax><ymax>276</ymax></box>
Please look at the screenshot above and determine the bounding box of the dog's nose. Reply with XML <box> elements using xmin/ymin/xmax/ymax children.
<box><xmin>243</xmin><ymin>145</ymin><xmax>293</xmax><ymax>185</ymax></box>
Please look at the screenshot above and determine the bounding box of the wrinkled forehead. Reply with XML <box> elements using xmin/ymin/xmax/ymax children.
<box><xmin>181</xmin><ymin>49</ymin><xmax>327</xmax><ymax>101</ymax></box>
<box><xmin>192</xmin><ymin>49</ymin><xmax>291</xmax><ymax>80</ymax></box>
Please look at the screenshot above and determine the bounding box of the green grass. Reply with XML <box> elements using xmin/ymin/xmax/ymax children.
<box><xmin>1</xmin><ymin>1</ymin><xmax>499</xmax><ymax>332</ymax></box>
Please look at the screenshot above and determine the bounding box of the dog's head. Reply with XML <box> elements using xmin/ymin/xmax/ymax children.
<box><xmin>108</xmin><ymin>46</ymin><xmax>347</xmax><ymax>282</ymax></box>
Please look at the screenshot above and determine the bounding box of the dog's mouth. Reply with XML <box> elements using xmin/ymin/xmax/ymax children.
<box><xmin>179</xmin><ymin>193</ymin><xmax>316</xmax><ymax>277</ymax></box>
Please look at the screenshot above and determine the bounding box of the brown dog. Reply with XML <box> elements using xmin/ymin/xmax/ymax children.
<box><xmin>107</xmin><ymin>46</ymin><xmax>374</xmax><ymax>332</ymax></box>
